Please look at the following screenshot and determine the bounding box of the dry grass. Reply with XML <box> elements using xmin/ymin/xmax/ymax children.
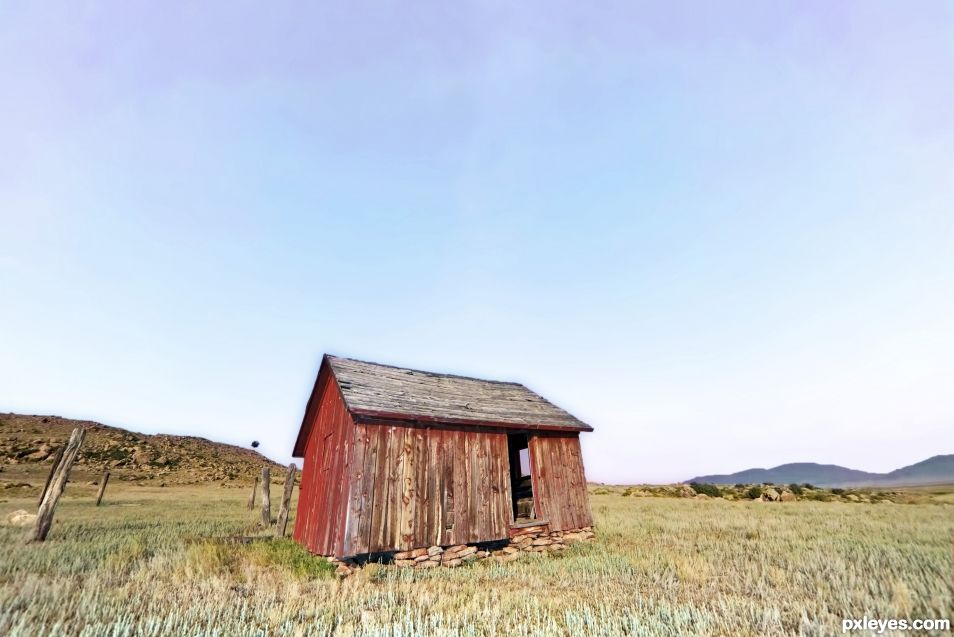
<box><xmin>1</xmin><ymin>486</ymin><xmax>952</xmax><ymax>636</ymax></box>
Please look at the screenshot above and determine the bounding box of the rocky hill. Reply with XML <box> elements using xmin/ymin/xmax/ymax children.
<box><xmin>1</xmin><ymin>413</ymin><xmax>285</xmax><ymax>489</ymax></box>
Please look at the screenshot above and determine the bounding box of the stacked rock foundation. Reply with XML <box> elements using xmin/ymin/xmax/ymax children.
<box><xmin>327</xmin><ymin>525</ymin><xmax>595</xmax><ymax>577</ymax></box>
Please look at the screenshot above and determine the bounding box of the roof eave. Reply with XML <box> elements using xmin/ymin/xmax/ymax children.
<box><xmin>349</xmin><ymin>407</ymin><xmax>594</xmax><ymax>433</ymax></box>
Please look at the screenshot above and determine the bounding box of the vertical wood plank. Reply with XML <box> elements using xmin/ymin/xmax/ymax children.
<box><xmin>425</xmin><ymin>428</ymin><xmax>441</xmax><ymax>546</ymax></box>
<box><xmin>476</xmin><ymin>434</ymin><xmax>491</xmax><ymax>542</ymax></box>
<box><xmin>528</xmin><ymin>435</ymin><xmax>546</xmax><ymax>522</ymax></box>
<box><xmin>310</xmin><ymin>395</ymin><xmax>327</xmax><ymax>551</ymax></box>
<box><xmin>452</xmin><ymin>431</ymin><xmax>468</xmax><ymax>545</ymax></box>
<box><xmin>301</xmin><ymin>414</ymin><xmax>321</xmax><ymax>552</ymax></box>
<box><xmin>292</xmin><ymin>433</ymin><xmax>311</xmax><ymax>543</ymax></box>
<box><xmin>332</xmin><ymin>399</ymin><xmax>353</xmax><ymax>557</ymax></box>
<box><xmin>556</xmin><ymin>437</ymin><xmax>577</xmax><ymax>529</ymax></box>
<box><xmin>562</xmin><ymin>436</ymin><xmax>583</xmax><ymax>529</ymax></box>
<box><xmin>467</xmin><ymin>433</ymin><xmax>480</xmax><ymax>543</ymax></box>
<box><xmin>305</xmin><ymin>409</ymin><xmax>323</xmax><ymax>552</ymax></box>
<box><xmin>571</xmin><ymin>438</ymin><xmax>586</xmax><ymax>528</ymax></box>
<box><xmin>398</xmin><ymin>426</ymin><xmax>416</xmax><ymax>550</ymax></box>
<box><xmin>370</xmin><ymin>425</ymin><xmax>397</xmax><ymax>552</ymax></box>
<box><xmin>314</xmin><ymin>397</ymin><xmax>333</xmax><ymax>553</ymax></box>
<box><xmin>358</xmin><ymin>424</ymin><xmax>380</xmax><ymax>554</ymax></box>
<box><xmin>309</xmin><ymin>403</ymin><xmax>327</xmax><ymax>552</ymax></box>
<box><xmin>549</xmin><ymin>437</ymin><xmax>569</xmax><ymax>528</ymax></box>
<box><xmin>388</xmin><ymin>426</ymin><xmax>407</xmax><ymax>551</ymax></box>
<box><xmin>570</xmin><ymin>437</ymin><xmax>593</xmax><ymax>527</ymax></box>
<box><xmin>487</xmin><ymin>434</ymin><xmax>497</xmax><ymax>539</ymax></box>
<box><xmin>411</xmin><ymin>427</ymin><xmax>427</xmax><ymax>549</ymax></box>
<box><xmin>492</xmin><ymin>433</ymin><xmax>511</xmax><ymax>538</ymax></box>
<box><xmin>442</xmin><ymin>429</ymin><xmax>455</xmax><ymax>546</ymax></box>
<box><xmin>549</xmin><ymin>436</ymin><xmax>567</xmax><ymax>529</ymax></box>
<box><xmin>344</xmin><ymin>424</ymin><xmax>370</xmax><ymax>555</ymax></box>
<box><xmin>367</xmin><ymin>425</ymin><xmax>390</xmax><ymax>553</ymax></box>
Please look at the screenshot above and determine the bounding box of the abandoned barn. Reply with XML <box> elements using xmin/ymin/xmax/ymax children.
<box><xmin>291</xmin><ymin>355</ymin><xmax>594</xmax><ymax>558</ymax></box>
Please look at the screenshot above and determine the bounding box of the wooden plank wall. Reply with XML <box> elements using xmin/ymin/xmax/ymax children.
<box><xmin>292</xmin><ymin>376</ymin><xmax>354</xmax><ymax>555</ymax></box>
<box><xmin>529</xmin><ymin>433</ymin><xmax>592</xmax><ymax>531</ymax></box>
<box><xmin>295</xmin><ymin>399</ymin><xmax>592</xmax><ymax>557</ymax></box>
<box><xmin>342</xmin><ymin>424</ymin><xmax>512</xmax><ymax>556</ymax></box>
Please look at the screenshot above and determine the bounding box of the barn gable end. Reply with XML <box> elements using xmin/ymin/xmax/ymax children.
<box><xmin>292</xmin><ymin>362</ymin><xmax>355</xmax><ymax>556</ymax></box>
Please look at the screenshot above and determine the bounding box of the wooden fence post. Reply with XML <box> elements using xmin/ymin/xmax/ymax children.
<box><xmin>260</xmin><ymin>466</ymin><xmax>271</xmax><ymax>526</ymax></box>
<box><xmin>31</xmin><ymin>427</ymin><xmax>86</xmax><ymax>542</ymax></box>
<box><xmin>247</xmin><ymin>476</ymin><xmax>258</xmax><ymax>511</ymax></box>
<box><xmin>37</xmin><ymin>446</ymin><xmax>64</xmax><ymax>509</ymax></box>
<box><xmin>95</xmin><ymin>471</ymin><xmax>110</xmax><ymax>506</ymax></box>
<box><xmin>276</xmin><ymin>463</ymin><xmax>297</xmax><ymax>537</ymax></box>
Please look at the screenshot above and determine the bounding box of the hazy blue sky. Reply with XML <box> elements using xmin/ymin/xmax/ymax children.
<box><xmin>2</xmin><ymin>2</ymin><xmax>952</xmax><ymax>483</ymax></box>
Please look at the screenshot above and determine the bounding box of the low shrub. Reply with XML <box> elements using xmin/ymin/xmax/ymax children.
<box><xmin>788</xmin><ymin>483</ymin><xmax>803</xmax><ymax>496</ymax></box>
<box><xmin>689</xmin><ymin>482</ymin><xmax>721</xmax><ymax>498</ymax></box>
<box><xmin>745</xmin><ymin>486</ymin><xmax>763</xmax><ymax>500</ymax></box>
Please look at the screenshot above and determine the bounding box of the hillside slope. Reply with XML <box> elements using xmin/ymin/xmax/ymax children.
<box><xmin>0</xmin><ymin>413</ymin><xmax>284</xmax><ymax>487</ymax></box>
<box><xmin>883</xmin><ymin>455</ymin><xmax>954</xmax><ymax>485</ymax></box>
<box><xmin>688</xmin><ymin>455</ymin><xmax>954</xmax><ymax>487</ymax></box>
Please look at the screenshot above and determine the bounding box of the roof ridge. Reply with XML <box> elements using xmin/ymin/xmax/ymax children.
<box><xmin>326</xmin><ymin>354</ymin><xmax>527</xmax><ymax>387</ymax></box>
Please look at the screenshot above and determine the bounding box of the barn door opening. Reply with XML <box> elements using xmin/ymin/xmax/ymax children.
<box><xmin>507</xmin><ymin>433</ymin><xmax>536</xmax><ymax>522</ymax></box>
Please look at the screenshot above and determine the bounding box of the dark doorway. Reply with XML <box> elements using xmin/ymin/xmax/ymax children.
<box><xmin>507</xmin><ymin>433</ymin><xmax>536</xmax><ymax>522</ymax></box>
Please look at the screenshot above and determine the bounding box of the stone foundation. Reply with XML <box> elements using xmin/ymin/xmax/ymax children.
<box><xmin>328</xmin><ymin>525</ymin><xmax>595</xmax><ymax>577</ymax></box>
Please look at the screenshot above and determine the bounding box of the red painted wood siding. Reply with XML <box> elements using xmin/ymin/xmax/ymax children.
<box><xmin>529</xmin><ymin>433</ymin><xmax>592</xmax><ymax>531</ymax></box>
<box><xmin>341</xmin><ymin>424</ymin><xmax>513</xmax><ymax>556</ymax></box>
<box><xmin>292</xmin><ymin>375</ymin><xmax>355</xmax><ymax>555</ymax></box>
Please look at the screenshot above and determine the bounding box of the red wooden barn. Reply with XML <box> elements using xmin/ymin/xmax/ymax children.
<box><xmin>291</xmin><ymin>355</ymin><xmax>594</xmax><ymax>558</ymax></box>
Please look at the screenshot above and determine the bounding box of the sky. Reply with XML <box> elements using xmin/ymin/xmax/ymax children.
<box><xmin>1</xmin><ymin>2</ymin><xmax>952</xmax><ymax>483</ymax></box>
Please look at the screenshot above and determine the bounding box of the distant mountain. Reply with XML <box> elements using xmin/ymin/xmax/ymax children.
<box><xmin>883</xmin><ymin>455</ymin><xmax>954</xmax><ymax>485</ymax></box>
<box><xmin>687</xmin><ymin>455</ymin><xmax>954</xmax><ymax>487</ymax></box>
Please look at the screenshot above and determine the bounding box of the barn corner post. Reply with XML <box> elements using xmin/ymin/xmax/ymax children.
<box><xmin>260</xmin><ymin>466</ymin><xmax>271</xmax><ymax>526</ymax></box>
<box><xmin>275</xmin><ymin>463</ymin><xmax>297</xmax><ymax>537</ymax></box>
<box><xmin>31</xmin><ymin>427</ymin><xmax>86</xmax><ymax>542</ymax></box>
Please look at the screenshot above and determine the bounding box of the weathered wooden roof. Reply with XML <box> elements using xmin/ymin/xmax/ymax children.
<box><xmin>326</xmin><ymin>356</ymin><xmax>592</xmax><ymax>432</ymax></box>
<box><xmin>292</xmin><ymin>355</ymin><xmax>592</xmax><ymax>456</ymax></box>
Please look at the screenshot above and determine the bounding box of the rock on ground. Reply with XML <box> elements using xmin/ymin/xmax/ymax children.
<box><xmin>5</xmin><ymin>509</ymin><xmax>37</xmax><ymax>526</ymax></box>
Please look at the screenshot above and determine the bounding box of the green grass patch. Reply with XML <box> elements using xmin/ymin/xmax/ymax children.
<box><xmin>247</xmin><ymin>539</ymin><xmax>335</xmax><ymax>579</ymax></box>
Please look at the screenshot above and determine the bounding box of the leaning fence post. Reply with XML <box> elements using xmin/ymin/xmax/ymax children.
<box><xmin>31</xmin><ymin>427</ymin><xmax>86</xmax><ymax>542</ymax></box>
<box><xmin>260</xmin><ymin>466</ymin><xmax>271</xmax><ymax>526</ymax></box>
<box><xmin>276</xmin><ymin>463</ymin><xmax>297</xmax><ymax>537</ymax></box>
<box><xmin>95</xmin><ymin>471</ymin><xmax>110</xmax><ymax>506</ymax></box>
<box><xmin>37</xmin><ymin>446</ymin><xmax>64</xmax><ymax>509</ymax></box>
<box><xmin>247</xmin><ymin>476</ymin><xmax>258</xmax><ymax>511</ymax></box>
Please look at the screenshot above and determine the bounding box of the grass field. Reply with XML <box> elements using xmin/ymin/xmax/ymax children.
<box><xmin>1</xmin><ymin>484</ymin><xmax>952</xmax><ymax>636</ymax></box>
